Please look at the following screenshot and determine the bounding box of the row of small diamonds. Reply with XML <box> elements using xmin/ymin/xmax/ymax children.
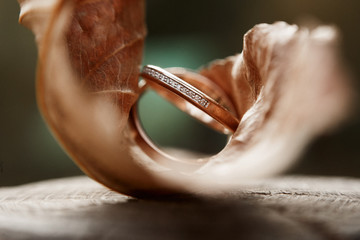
<box><xmin>143</xmin><ymin>67</ymin><xmax>209</xmax><ymax>108</ymax></box>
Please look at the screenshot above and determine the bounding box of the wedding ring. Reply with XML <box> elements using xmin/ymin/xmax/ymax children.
<box><xmin>128</xmin><ymin>65</ymin><xmax>240</xmax><ymax>171</ymax></box>
<box><xmin>141</xmin><ymin>65</ymin><xmax>239</xmax><ymax>134</ymax></box>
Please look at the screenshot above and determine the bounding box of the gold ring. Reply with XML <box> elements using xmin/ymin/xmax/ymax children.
<box><xmin>128</xmin><ymin>65</ymin><xmax>239</xmax><ymax>171</ymax></box>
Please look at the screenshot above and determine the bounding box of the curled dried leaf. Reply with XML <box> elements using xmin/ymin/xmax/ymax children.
<box><xmin>19</xmin><ymin>0</ymin><xmax>351</xmax><ymax>197</ymax></box>
<box><xmin>199</xmin><ymin>23</ymin><xmax>351</xmax><ymax>183</ymax></box>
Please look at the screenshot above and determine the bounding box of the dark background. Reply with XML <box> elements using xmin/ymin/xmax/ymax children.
<box><xmin>0</xmin><ymin>0</ymin><xmax>359</xmax><ymax>186</ymax></box>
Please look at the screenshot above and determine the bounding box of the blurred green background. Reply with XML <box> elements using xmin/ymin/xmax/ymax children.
<box><xmin>0</xmin><ymin>0</ymin><xmax>359</xmax><ymax>186</ymax></box>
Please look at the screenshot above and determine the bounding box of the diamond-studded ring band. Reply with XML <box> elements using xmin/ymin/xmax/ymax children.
<box><xmin>141</xmin><ymin>65</ymin><xmax>239</xmax><ymax>134</ymax></box>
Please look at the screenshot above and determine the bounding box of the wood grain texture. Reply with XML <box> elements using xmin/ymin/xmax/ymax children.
<box><xmin>1</xmin><ymin>176</ymin><xmax>359</xmax><ymax>240</ymax></box>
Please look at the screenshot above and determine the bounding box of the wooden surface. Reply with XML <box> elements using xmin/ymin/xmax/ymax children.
<box><xmin>0</xmin><ymin>176</ymin><xmax>360</xmax><ymax>240</ymax></box>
